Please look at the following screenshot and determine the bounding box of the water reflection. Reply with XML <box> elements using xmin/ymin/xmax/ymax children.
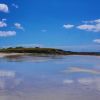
<box><xmin>0</xmin><ymin>55</ymin><xmax>100</xmax><ymax>100</ymax></box>
<box><xmin>63</xmin><ymin>67</ymin><xmax>100</xmax><ymax>75</ymax></box>
<box><xmin>0</xmin><ymin>70</ymin><xmax>22</xmax><ymax>91</ymax></box>
<box><xmin>2</xmin><ymin>54</ymin><xmax>64</xmax><ymax>62</ymax></box>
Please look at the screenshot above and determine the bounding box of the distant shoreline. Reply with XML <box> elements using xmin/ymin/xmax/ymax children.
<box><xmin>0</xmin><ymin>47</ymin><xmax>66</xmax><ymax>56</ymax></box>
<box><xmin>0</xmin><ymin>47</ymin><xmax>100</xmax><ymax>56</ymax></box>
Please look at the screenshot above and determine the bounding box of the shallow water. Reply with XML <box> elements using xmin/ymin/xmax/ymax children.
<box><xmin>0</xmin><ymin>55</ymin><xmax>100</xmax><ymax>100</ymax></box>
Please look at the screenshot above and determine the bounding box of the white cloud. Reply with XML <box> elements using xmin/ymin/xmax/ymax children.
<box><xmin>0</xmin><ymin>21</ymin><xmax>7</xmax><ymax>27</ymax></box>
<box><xmin>94</xmin><ymin>19</ymin><xmax>100</xmax><ymax>23</ymax></box>
<box><xmin>63</xmin><ymin>24</ymin><xmax>74</xmax><ymax>29</ymax></box>
<box><xmin>12</xmin><ymin>3</ymin><xmax>19</xmax><ymax>8</ymax></box>
<box><xmin>78</xmin><ymin>19</ymin><xmax>100</xmax><ymax>32</ymax></box>
<box><xmin>0</xmin><ymin>31</ymin><xmax>16</xmax><ymax>37</ymax></box>
<box><xmin>2</xmin><ymin>18</ymin><xmax>7</xmax><ymax>22</ymax></box>
<box><xmin>94</xmin><ymin>23</ymin><xmax>100</xmax><ymax>32</ymax></box>
<box><xmin>77</xmin><ymin>24</ymin><xmax>95</xmax><ymax>31</ymax></box>
<box><xmin>83</xmin><ymin>19</ymin><xmax>100</xmax><ymax>24</ymax></box>
<box><xmin>93</xmin><ymin>39</ymin><xmax>100</xmax><ymax>44</ymax></box>
<box><xmin>77</xmin><ymin>23</ymin><xmax>100</xmax><ymax>32</ymax></box>
<box><xmin>63</xmin><ymin>19</ymin><xmax>100</xmax><ymax>32</ymax></box>
<box><xmin>14</xmin><ymin>23</ymin><xmax>24</xmax><ymax>31</ymax></box>
<box><xmin>0</xmin><ymin>4</ymin><xmax>9</xmax><ymax>13</ymax></box>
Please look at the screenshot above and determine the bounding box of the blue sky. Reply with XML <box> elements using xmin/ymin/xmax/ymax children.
<box><xmin>0</xmin><ymin>0</ymin><xmax>100</xmax><ymax>51</ymax></box>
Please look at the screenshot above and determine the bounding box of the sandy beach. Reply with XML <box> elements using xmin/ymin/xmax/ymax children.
<box><xmin>0</xmin><ymin>53</ymin><xmax>24</xmax><ymax>58</ymax></box>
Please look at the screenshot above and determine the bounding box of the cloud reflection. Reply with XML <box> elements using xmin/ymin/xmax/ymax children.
<box><xmin>63</xmin><ymin>67</ymin><xmax>100</xmax><ymax>75</ymax></box>
<box><xmin>0</xmin><ymin>70</ymin><xmax>15</xmax><ymax>77</ymax></box>
<box><xmin>0</xmin><ymin>70</ymin><xmax>22</xmax><ymax>90</ymax></box>
<box><xmin>63</xmin><ymin>77</ymin><xmax>100</xmax><ymax>91</ymax></box>
<box><xmin>63</xmin><ymin>79</ymin><xmax>74</xmax><ymax>84</ymax></box>
<box><xmin>78</xmin><ymin>78</ymin><xmax>100</xmax><ymax>91</ymax></box>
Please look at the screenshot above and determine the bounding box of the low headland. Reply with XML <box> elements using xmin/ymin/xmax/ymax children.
<box><xmin>0</xmin><ymin>47</ymin><xmax>100</xmax><ymax>56</ymax></box>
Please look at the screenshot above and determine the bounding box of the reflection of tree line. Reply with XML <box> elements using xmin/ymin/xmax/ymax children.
<box><xmin>0</xmin><ymin>47</ymin><xmax>100</xmax><ymax>55</ymax></box>
<box><xmin>3</xmin><ymin>54</ymin><xmax>63</xmax><ymax>62</ymax></box>
<box><xmin>4</xmin><ymin>55</ymin><xmax>25</xmax><ymax>62</ymax></box>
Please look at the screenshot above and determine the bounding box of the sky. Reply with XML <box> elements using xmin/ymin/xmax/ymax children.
<box><xmin>0</xmin><ymin>0</ymin><xmax>100</xmax><ymax>51</ymax></box>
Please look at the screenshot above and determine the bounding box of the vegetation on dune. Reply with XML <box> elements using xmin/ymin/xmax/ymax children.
<box><xmin>0</xmin><ymin>47</ymin><xmax>67</xmax><ymax>55</ymax></box>
<box><xmin>0</xmin><ymin>47</ymin><xmax>100</xmax><ymax>56</ymax></box>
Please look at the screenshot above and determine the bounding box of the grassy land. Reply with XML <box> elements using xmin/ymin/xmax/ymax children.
<box><xmin>0</xmin><ymin>47</ymin><xmax>67</xmax><ymax>55</ymax></box>
<box><xmin>0</xmin><ymin>47</ymin><xmax>100</xmax><ymax>56</ymax></box>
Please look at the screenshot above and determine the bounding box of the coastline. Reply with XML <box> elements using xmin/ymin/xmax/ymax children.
<box><xmin>0</xmin><ymin>53</ymin><xmax>24</xmax><ymax>58</ymax></box>
<box><xmin>0</xmin><ymin>53</ymin><xmax>100</xmax><ymax>58</ymax></box>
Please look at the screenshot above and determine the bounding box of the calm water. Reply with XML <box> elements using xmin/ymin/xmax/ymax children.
<box><xmin>0</xmin><ymin>55</ymin><xmax>100</xmax><ymax>100</ymax></box>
